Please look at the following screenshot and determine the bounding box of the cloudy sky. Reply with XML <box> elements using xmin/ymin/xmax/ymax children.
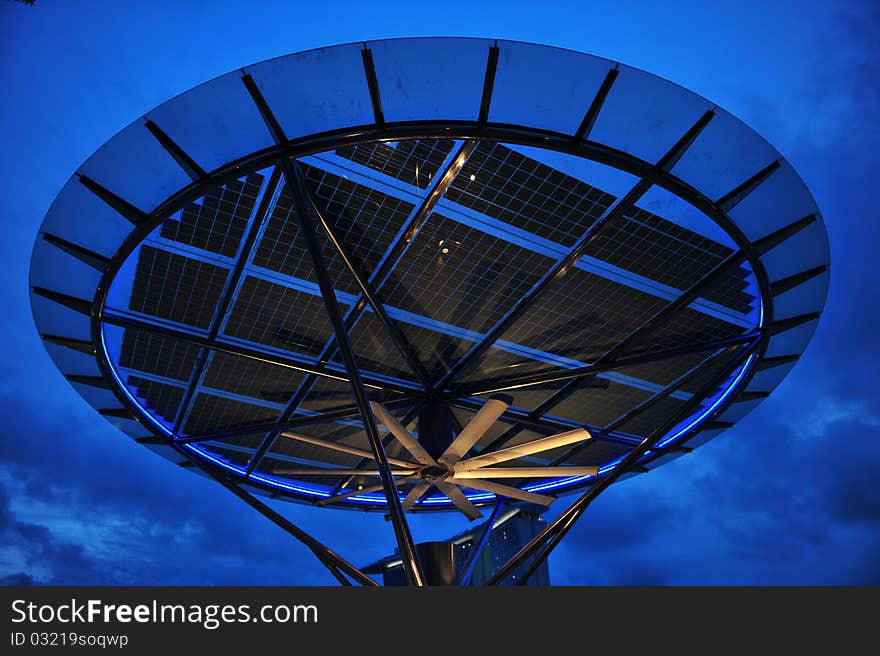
<box><xmin>1</xmin><ymin>0</ymin><xmax>877</xmax><ymax>585</ymax></box>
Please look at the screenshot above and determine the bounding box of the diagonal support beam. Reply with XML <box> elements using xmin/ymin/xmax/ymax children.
<box><xmin>435</xmin><ymin>177</ymin><xmax>651</xmax><ymax>390</ymax></box>
<box><xmin>172</xmin><ymin>167</ymin><xmax>282</xmax><ymax>434</ymax></box>
<box><xmin>297</xmin><ymin>164</ymin><xmax>436</xmax><ymax>394</ymax></box>
<box><xmin>487</xmin><ymin>338</ymin><xmax>759</xmax><ymax>586</ymax></box>
<box><xmin>448</xmin><ymin>330</ymin><xmax>758</xmax><ymax>398</ymax></box>
<box><xmin>771</xmin><ymin>312</ymin><xmax>819</xmax><ymax>335</ymax></box>
<box><xmin>32</xmin><ymin>287</ymin><xmax>92</xmax><ymax>316</ymax></box>
<box><xmin>247</xmin><ymin>141</ymin><xmax>476</xmax><ymax>474</ymax></box>
<box><xmin>66</xmin><ymin>374</ymin><xmax>112</xmax><ymax>389</ymax></box>
<box><xmin>437</xmin><ymin>108</ymin><xmax>718</xmax><ymax>390</ymax></box>
<box><xmin>548</xmin><ymin>346</ymin><xmax>735</xmax><ymax>468</ymax></box>
<box><xmin>281</xmin><ymin>156</ymin><xmax>426</xmax><ymax>587</ymax></box>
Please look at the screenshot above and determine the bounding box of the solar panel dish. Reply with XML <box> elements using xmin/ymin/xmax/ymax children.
<box><xmin>30</xmin><ymin>38</ymin><xmax>829</xmax><ymax>523</ymax></box>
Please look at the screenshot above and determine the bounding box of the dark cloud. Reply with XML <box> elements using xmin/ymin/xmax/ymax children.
<box><xmin>553</xmin><ymin>406</ymin><xmax>880</xmax><ymax>584</ymax></box>
<box><xmin>0</xmin><ymin>384</ymin><xmax>374</xmax><ymax>585</ymax></box>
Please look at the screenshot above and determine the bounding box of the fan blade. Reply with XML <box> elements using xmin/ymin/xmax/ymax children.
<box><xmin>453</xmin><ymin>466</ymin><xmax>598</xmax><ymax>478</ymax></box>
<box><xmin>317</xmin><ymin>475</ymin><xmax>418</xmax><ymax>506</ymax></box>
<box><xmin>455</xmin><ymin>428</ymin><xmax>591</xmax><ymax>471</ymax></box>
<box><xmin>438</xmin><ymin>394</ymin><xmax>512</xmax><ymax>465</ymax></box>
<box><xmin>403</xmin><ymin>482</ymin><xmax>431</xmax><ymax>510</ymax></box>
<box><xmin>450</xmin><ymin>477</ymin><xmax>554</xmax><ymax>506</ymax></box>
<box><xmin>435</xmin><ymin>480</ymin><xmax>483</xmax><ymax>521</ymax></box>
<box><xmin>280</xmin><ymin>430</ymin><xmax>418</xmax><ymax>469</ymax></box>
<box><xmin>369</xmin><ymin>401</ymin><xmax>437</xmax><ymax>466</ymax></box>
<box><xmin>272</xmin><ymin>468</ymin><xmax>416</xmax><ymax>477</ymax></box>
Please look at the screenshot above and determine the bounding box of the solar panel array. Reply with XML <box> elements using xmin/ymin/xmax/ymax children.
<box><xmin>106</xmin><ymin>138</ymin><xmax>759</xmax><ymax>502</ymax></box>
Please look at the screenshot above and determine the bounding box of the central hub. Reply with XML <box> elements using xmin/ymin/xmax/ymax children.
<box><xmin>421</xmin><ymin>465</ymin><xmax>449</xmax><ymax>481</ymax></box>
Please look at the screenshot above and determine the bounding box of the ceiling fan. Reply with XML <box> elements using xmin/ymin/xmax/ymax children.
<box><xmin>273</xmin><ymin>395</ymin><xmax>597</xmax><ymax>520</ymax></box>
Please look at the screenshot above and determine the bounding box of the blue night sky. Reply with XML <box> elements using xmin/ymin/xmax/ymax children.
<box><xmin>1</xmin><ymin>1</ymin><xmax>878</xmax><ymax>585</ymax></box>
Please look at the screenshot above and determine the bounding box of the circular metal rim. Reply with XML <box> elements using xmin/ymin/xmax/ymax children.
<box><xmin>89</xmin><ymin>121</ymin><xmax>772</xmax><ymax>510</ymax></box>
<box><xmin>27</xmin><ymin>37</ymin><xmax>830</xmax><ymax>513</ymax></box>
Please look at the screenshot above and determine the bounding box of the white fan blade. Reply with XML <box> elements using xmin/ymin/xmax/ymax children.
<box><xmin>453</xmin><ymin>466</ymin><xmax>598</xmax><ymax>479</ymax></box>
<box><xmin>450</xmin><ymin>477</ymin><xmax>554</xmax><ymax>506</ymax></box>
<box><xmin>272</xmin><ymin>468</ymin><xmax>416</xmax><ymax>477</ymax></box>
<box><xmin>455</xmin><ymin>428</ymin><xmax>591</xmax><ymax>471</ymax></box>
<box><xmin>438</xmin><ymin>395</ymin><xmax>512</xmax><ymax>465</ymax></box>
<box><xmin>317</xmin><ymin>475</ymin><xmax>418</xmax><ymax>506</ymax></box>
<box><xmin>435</xmin><ymin>480</ymin><xmax>483</xmax><ymax>521</ymax></box>
<box><xmin>280</xmin><ymin>430</ymin><xmax>417</xmax><ymax>469</ymax></box>
<box><xmin>403</xmin><ymin>482</ymin><xmax>431</xmax><ymax>510</ymax></box>
<box><xmin>369</xmin><ymin>401</ymin><xmax>437</xmax><ymax>466</ymax></box>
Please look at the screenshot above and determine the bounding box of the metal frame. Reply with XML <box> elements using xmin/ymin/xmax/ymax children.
<box><xmin>79</xmin><ymin>105</ymin><xmax>782</xmax><ymax>507</ymax></box>
<box><xmin>43</xmin><ymin>42</ymin><xmax>829</xmax><ymax>583</ymax></box>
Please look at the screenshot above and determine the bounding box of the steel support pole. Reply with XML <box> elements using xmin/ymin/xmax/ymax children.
<box><xmin>486</xmin><ymin>336</ymin><xmax>760</xmax><ymax>585</ymax></box>
<box><xmin>298</xmin><ymin>174</ymin><xmax>435</xmax><ymax>394</ymax></box>
<box><xmin>281</xmin><ymin>157</ymin><xmax>425</xmax><ymax>586</ymax></box>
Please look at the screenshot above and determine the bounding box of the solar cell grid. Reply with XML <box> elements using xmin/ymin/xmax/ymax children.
<box><xmin>444</xmin><ymin>142</ymin><xmax>616</xmax><ymax>246</ymax></box>
<box><xmin>200</xmin><ymin>445</ymin><xmax>254</xmax><ymax>468</ymax></box>
<box><xmin>455</xmin><ymin>347</ymin><xmax>564</xmax><ymax>383</ymax></box>
<box><xmin>118</xmin><ymin>329</ymin><xmax>201</xmax><ymax>381</ymax></box>
<box><xmin>377</xmin><ymin>212</ymin><xmax>555</xmax><ymax>335</ymax></box>
<box><xmin>495</xmin><ymin>266</ymin><xmax>671</xmax><ymax>365</ymax></box>
<box><xmin>126</xmin><ymin>375</ymin><xmax>185</xmax><ymax>426</ymax></box>
<box><xmin>303</xmin><ymin>164</ymin><xmax>415</xmax><ymax>285</ymax></box>
<box><xmin>388</xmin><ymin>318</ymin><xmax>474</xmax><ymax>381</ymax></box>
<box><xmin>201</xmin><ymin>351</ymin><xmax>307</xmax><ymax>403</ymax></box>
<box><xmin>334</xmin><ymin>310</ymin><xmax>416</xmax><ymax>381</ymax></box>
<box><xmin>222</xmin><ymin>276</ymin><xmax>339</xmax><ymax>357</ymax></box>
<box><xmin>182</xmin><ymin>391</ymin><xmax>281</xmax><ymax>435</ymax></box>
<box><xmin>334</xmin><ymin>139</ymin><xmax>455</xmax><ymax>189</ymax></box>
<box><xmin>473</xmin><ymin>381</ymin><xmax>567</xmax><ymax>412</ymax></box>
<box><xmin>128</xmin><ymin>245</ymin><xmax>230</xmax><ymax>330</ymax></box>
<box><xmin>619</xmin><ymin>305</ymin><xmax>749</xmax><ymax>356</ymax></box>
<box><xmin>249</xmin><ymin>188</ymin><xmax>353</xmax><ymax>292</ymax></box>
<box><xmin>546</xmin><ymin>379</ymin><xmax>655</xmax><ymax>428</ymax></box>
<box><xmin>297</xmin><ymin>376</ymin><xmax>356</xmax><ymax>413</ymax></box>
<box><xmin>614</xmin><ymin>395</ymin><xmax>686</xmax><ymax>438</ymax></box>
<box><xmin>593</xmin><ymin>207</ymin><xmax>756</xmax><ymax>314</ymax></box>
<box><xmin>160</xmin><ymin>173</ymin><xmax>264</xmax><ymax>257</ymax></box>
<box><xmin>611</xmin><ymin>351</ymin><xmax>709</xmax><ymax>388</ymax></box>
<box><xmin>563</xmin><ymin>440</ymin><xmax>631</xmax><ymax>467</ymax></box>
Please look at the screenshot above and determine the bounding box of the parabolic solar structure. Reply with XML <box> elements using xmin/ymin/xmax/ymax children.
<box><xmin>29</xmin><ymin>38</ymin><xmax>830</xmax><ymax>585</ymax></box>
